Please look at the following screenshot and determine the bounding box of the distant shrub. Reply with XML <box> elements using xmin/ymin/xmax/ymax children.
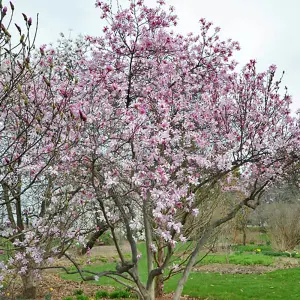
<box><xmin>265</xmin><ymin>204</ymin><xmax>300</xmax><ymax>251</ymax></box>
<box><xmin>76</xmin><ymin>295</ymin><xmax>89</xmax><ymax>300</ymax></box>
<box><xmin>109</xmin><ymin>290</ymin><xmax>131</xmax><ymax>298</ymax></box>
<box><xmin>96</xmin><ymin>290</ymin><xmax>109</xmax><ymax>299</ymax></box>
<box><xmin>73</xmin><ymin>290</ymin><xmax>84</xmax><ymax>296</ymax></box>
<box><xmin>100</xmin><ymin>231</ymin><xmax>114</xmax><ymax>245</ymax></box>
<box><xmin>99</xmin><ymin>257</ymin><xmax>108</xmax><ymax>263</ymax></box>
<box><xmin>262</xmin><ymin>251</ymin><xmax>299</xmax><ymax>258</ymax></box>
<box><xmin>232</xmin><ymin>244</ymin><xmax>272</xmax><ymax>252</ymax></box>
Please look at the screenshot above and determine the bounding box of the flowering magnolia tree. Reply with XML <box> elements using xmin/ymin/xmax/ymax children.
<box><xmin>47</xmin><ymin>1</ymin><xmax>299</xmax><ymax>299</ymax></box>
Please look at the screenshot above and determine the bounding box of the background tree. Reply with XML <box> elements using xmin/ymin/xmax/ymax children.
<box><xmin>0</xmin><ymin>3</ymin><xmax>94</xmax><ymax>298</ymax></box>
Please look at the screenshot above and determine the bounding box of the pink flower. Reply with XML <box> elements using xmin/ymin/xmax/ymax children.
<box><xmin>79</xmin><ymin>109</ymin><xmax>87</xmax><ymax>122</ymax></box>
<box><xmin>106</xmin><ymin>65</ymin><xmax>114</xmax><ymax>72</ymax></box>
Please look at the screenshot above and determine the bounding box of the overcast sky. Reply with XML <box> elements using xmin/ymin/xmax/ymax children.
<box><xmin>12</xmin><ymin>0</ymin><xmax>300</xmax><ymax>112</ymax></box>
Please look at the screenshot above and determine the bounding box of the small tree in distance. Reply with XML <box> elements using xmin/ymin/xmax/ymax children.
<box><xmin>265</xmin><ymin>203</ymin><xmax>300</xmax><ymax>251</ymax></box>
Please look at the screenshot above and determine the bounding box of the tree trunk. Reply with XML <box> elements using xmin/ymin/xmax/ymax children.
<box><xmin>242</xmin><ymin>226</ymin><xmax>247</xmax><ymax>246</ymax></box>
<box><xmin>173</xmin><ymin>229</ymin><xmax>212</xmax><ymax>300</ymax></box>
<box><xmin>155</xmin><ymin>239</ymin><xmax>164</xmax><ymax>298</ymax></box>
<box><xmin>21</xmin><ymin>270</ymin><xmax>37</xmax><ymax>299</ymax></box>
<box><xmin>173</xmin><ymin>195</ymin><xmax>250</xmax><ymax>299</ymax></box>
<box><xmin>155</xmin><ymin>274</ymin><xmax>164</xmax><ymax>298</ymax></box>
<box><xmin>143</xmin><ymin>195</ymin><xmax>155</xmax><ymax>300</ymax></box>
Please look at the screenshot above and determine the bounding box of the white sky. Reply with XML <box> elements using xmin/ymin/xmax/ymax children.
<box><xmin>11</xmin><ymin>0</ymin><xmax>300</xmax><ymax>112</ymax></box>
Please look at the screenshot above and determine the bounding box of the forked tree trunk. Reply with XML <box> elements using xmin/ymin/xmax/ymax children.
<box><xmin>21</xmin><ymin>270</ymin><xmax>37</xmax><ymax>299</ymax></box>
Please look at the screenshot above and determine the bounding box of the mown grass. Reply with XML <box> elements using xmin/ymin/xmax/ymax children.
<box><xmin>61</xmin><ymin>266</ymin><xmax>300</xmax><ymax>300</ymax></box>
<box><xmin>200</xmin><ymin>253</ymin><xmax>274</xmax><ymax>266</ymax></box>
<box><xmin>61</xmin><ymin>244</ymin><xmax>274</xmax><ymax>287</ymax></box>
<box><xmin>165</xmin><ymin>268</ymin><xmax>300</xmax><ymax>300</ymax></box>
<box><xmin>60</xmin><ymin>253</ymin><xmax>274</xmax><ymax>286</ymax></box>
<box><xmin>60</xmin><ymin>242</ymin><xmax>300</xmax><ymax>299</ymax></box>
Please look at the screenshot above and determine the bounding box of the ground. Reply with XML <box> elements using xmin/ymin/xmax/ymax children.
<box><xmin>4</xmin><ymin>238</ymin><xmax>300</xmax><ymax>299</ymax></box>
<box><xmin>6</xmin><ymin>273</ymin><xmax>201</xmax><ymax>300</ymax></box>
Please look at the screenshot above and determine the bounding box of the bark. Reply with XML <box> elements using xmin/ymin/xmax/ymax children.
<box><xmin>155</xmin><ymin>239</ymin><xmax>164</xmax><ymax>298</ymax></box>
<box><xmin>80</xmin><ymin>225</ymin><xmax>108</xmax><ymax>255</ymax></box>
<box><xmin>39</xmin><ymin>176</ymin><xmax>53</xmax><ymax>217</ymax></box>
<box><xmin>21</xmin><ymin>270</ymin><xmax>37</xmax><ymax>299</ymax></box>
<box><xmin>11</xmin><ymin>175</ymin><xmax>24</xmax><ymax>242</ymax></box>
<box><xmin>155</xmin><ymin>273</ymin><xmax>164</xmax><ymax>298</ymax></box>
<box><xmin>143</xmin><ymin>197</ymin><xmax>155</xmax><ymax>300</ymax></box>
<box><xmin>173</xmin><ymin>228</ymin><xmax>213</xmax><ymax>300</ymax></box>
<box><xmin>242</xmin><ymin>226</ymin><xmax>247</xmax><ymax>246</ymax></box>
<box><xmin>2</xmin><ymin>183</ymin><xmax>16</xmax><ymax>228</ymax></box>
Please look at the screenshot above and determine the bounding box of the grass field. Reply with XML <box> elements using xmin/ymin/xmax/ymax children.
<box><xmin>165</xmin><ymin>268</ymin><xmax>300</xmax><ymax>300</ymax></box>
<box><xmin>61</xmin><ymin>243</ymin><xmax>274</xmax><ymax>283</ymax></box>
<box><xmin>61</xmin><ymin>267</ymin><xmax>300</xmax><ymax>300</ymax></box>
<box><xmin>199</xmin><ymin>253</ymin><xmax>274</xmax><ymax>266</ymax></box>
<box><xmin>59</xmin><ymin>242</ymin><xmax>300</xmax><ymax>299</ymax></box>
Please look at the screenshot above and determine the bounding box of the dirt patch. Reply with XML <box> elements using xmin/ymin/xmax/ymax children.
<box><xmin>5</xmin><ymin>273</ymin><xmax>202</xmax><ymax>300</ymax></box>
<box><xmin>193</xmin><ymin>263</ymin><xmax>276</xmax><ymax>274</ymax></box>
<box><xmin>4</xmin><ymin>273</ymin><xmax>113</xmax><ymax>300</ymax></box>
<box><xmin>88</xmin><ymin>243</ymin><xmax>132</xmax><ymax>258</ymax></box>
<box><xmin>193</xmin><ymin>256</ymin><xmax>300</xmax><ymax>274</ymax></box>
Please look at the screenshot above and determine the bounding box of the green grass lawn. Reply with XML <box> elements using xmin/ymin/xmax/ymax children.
<box><xmin>60</xmin><ymin>243</ymin><xmax>274</xmax><ymax>284</ymax></box>
<box><xmin>165</xmin><ymin>268</ymin><xmax>300</xmax><ymax>300</ymax></box>
<box><xmin>61</xmin><ymin>266</ymin><xmax>300</xmax><ymax>300</ymax></box>
<box><xmin>199</xmin><ymin>253</ymin><xmax>274</xmax><ymax>266</ymax></box>
<box><xmin>58</xmin><ymin>242</ymin><xmax>300</xmax><ymax>299</ymax></box>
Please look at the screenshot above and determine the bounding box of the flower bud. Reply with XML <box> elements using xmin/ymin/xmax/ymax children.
<box><xmin>17</xmin><ymin>61</ymin><xmax>23</xmax><ymax>69</ymax></box>
<box><xmin>22</xmin><ymin>13</ymin><xmax>27</xmax><ymax>22</ymax></box>
<box><xmin>15</xmin><ymin>23</ymin><xmax>21</xmax><ymax>34</ymax></box>
<box><xmin>66</xmin><ymin>68</ymin><xmax>73</xmax><ymax>79</ymax></box>
<box><xmin>9</xmin><ymin>1</ymin><xmax>14</xmax><ymax>11</ymax></box>
<box><xmin>28</xmin><ymin>17</ymin><xmax>32</xmax><ymax>26</ymax></box>
<box><xmin>43</xmin><ymin>76</ymin><xmax>51</xmax><ymax>87</ymax></box>
<box><xmin>106</xmin><ymin>65</ymin><xmax>114</xmax><ymax>72</ymax></box>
